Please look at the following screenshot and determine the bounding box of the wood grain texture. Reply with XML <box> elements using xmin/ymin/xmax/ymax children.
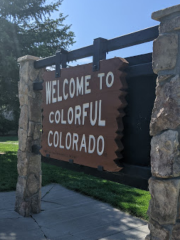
<box><xmin>41</xmin><ymin>58</ymin><xmax>128</xmax><ymax>172</ymax></box>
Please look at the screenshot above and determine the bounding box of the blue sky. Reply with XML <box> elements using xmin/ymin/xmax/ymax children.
<box><xmin>56</xmin><ymin>0</ymin><xmax>180</xmax><ymax>65</ymax></box>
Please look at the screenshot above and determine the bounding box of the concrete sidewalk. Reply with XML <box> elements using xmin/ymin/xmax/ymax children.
<box><xmin>0</xmin><ymin>184</ymin><xmax>149</xmax><ymax>240</ymax></box>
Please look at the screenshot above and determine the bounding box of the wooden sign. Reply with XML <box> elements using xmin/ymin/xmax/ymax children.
<box><xmin>41</xmin><ymin>58</ymin><xmax>128</xmax><ymax>172</ymax></box>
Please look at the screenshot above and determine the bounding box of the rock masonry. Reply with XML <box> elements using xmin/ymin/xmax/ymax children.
<box><xmin>146</xmin><ymin>4</ymin><xmax>180</xmax><ymax>240</ymax></box>
<box><xmin>15</xmin><ymin>55</ymin><xmax>44</xmax><ymax>217</ymax></box>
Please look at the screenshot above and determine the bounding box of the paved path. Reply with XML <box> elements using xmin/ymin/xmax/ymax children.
<box><xmin>0</xmin><ymin>184</ymin><xmax>149</xmax><ymax>240</ymax></box>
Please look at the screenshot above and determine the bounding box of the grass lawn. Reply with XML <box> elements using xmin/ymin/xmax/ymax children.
<box><xmin>0</xmin><ymin>136</ymin><xmax>151</xmax><ymax>220</ymax></box>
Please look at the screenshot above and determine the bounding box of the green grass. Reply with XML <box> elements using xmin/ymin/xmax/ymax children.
<box><xmin>0</xmin><ymin>136</ymin><xmax>18</xmax><ymax>142</ymax></box>
<box><xmin>0</xmin><ymin>136</ymin><xmax>150</xmax><ymax>220</ymax></box>
<box><xmin>0</xmin><ymin>136</ymin><xmax>19</xmax><ymax>191</ymax></box>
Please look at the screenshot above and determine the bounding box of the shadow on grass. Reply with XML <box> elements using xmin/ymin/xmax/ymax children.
<box><xmin>0</xmin><ymin>151</ymin><xmax>18</xmax><ymax>192</ymax></box>
<box><xmin>0</xmin><ymin>139</ymin><xmax>150</xmax><ymax>220</ymax></box>
<box><xmin>42</xmin><ymin>163</ymin><xmax>150</xmax><ymax>220</ymax></box>
<box><xmin>0</xmin><ymin>136</ymin><xmax>18</xmax><ymax>142</ymax></box>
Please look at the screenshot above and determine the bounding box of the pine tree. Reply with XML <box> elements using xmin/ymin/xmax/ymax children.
<box><xmin>0</xmin><ymin>0</ymin><xmax>75</xmax><ymax>134</ymax></box>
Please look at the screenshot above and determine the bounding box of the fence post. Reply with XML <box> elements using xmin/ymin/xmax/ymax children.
<box><xmin>15</xmin><ymin>55</ymin><xmax>44</xmax><ymax>217</ymax></box>
<box><xmin>146</xmin><ymin>5</ymin><xmax>180</xmax><ymax>240</ymax></box>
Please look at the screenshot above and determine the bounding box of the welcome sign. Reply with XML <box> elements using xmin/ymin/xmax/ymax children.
<box><xmin>41</xmin><ymin>58</ymin><xmax>128</xmax><ymax>172</ymax></box>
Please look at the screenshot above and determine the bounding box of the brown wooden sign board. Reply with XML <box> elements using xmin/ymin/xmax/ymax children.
<box><xmin>41</xmin><ymin>58</ymin><xmax>128</xmax><ymax>172</ymax></box>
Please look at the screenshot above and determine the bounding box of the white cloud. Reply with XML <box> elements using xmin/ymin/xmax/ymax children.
<box><xmin>69</xmin><ymin>57</ymin><xmax>92</xmax><ymax>66</ymax></box>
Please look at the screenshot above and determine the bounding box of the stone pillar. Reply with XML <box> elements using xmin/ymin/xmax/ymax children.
<box><xmin>15</xmin><ymin>55</ymin><xmax>44</xmax><ymax>217</ymax></box>
<box><xmin>146</xmin><ymin>5</ymin><xmax>180</xmax><ymax>240</ymax></box>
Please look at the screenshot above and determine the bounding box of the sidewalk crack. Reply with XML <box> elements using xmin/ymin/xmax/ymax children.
<box><xmin>41</xmin><ymin>184</ymin><xmax>56</xmax><ymax>200</ymax></box>
<box><xmin>30</xmin><ymin>215</ymin><xmax>48</xmax><ymax>239</ymax></box>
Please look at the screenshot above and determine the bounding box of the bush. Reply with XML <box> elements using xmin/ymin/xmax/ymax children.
<box><xmin>0</xmin><ymin>114</ymin><xmax>16</xmax><ymax>135</ymax></box>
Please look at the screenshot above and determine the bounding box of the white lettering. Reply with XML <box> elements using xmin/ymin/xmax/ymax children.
<box><xmin>88</xmin><ymin>135</ymin><xmax>96</xmax><ymax>153</ymax></box>
<box><xmin>52</xmin><ymin>80</ymin><xmax>57</xmax><ymax>103</ymax></box>
<box><xmin>98</xmin><ymin>73</ymin><xmax>105</xmax><ymax>90</ymax></box>
<box><xmin>67</xmin><ymin>107</ymin><xmax>73</xmax><ymax>124</ymax></box>
<box><xmin>49</xmin><ymin>112</ymin><xmax>54</xmax><ymax>123</ymax></box>
<box><xmin>82</xmin><ymin>103</ymin><xmax>89</xmax><ymax>125</ymax></box>
<box><xmin>57</xmin><ymin>80</ymin><xmax>62</xmax><ymax>102</ymax></box>
<box><xmin>61</xmin><ymin>109</ymin><xmax>67</xmax><ymax>124</ymax></box>
<box><xmin>90</xmin><ymin>101</ymin><xmax>97</xmax><ymax>126</ymax></box>
<box><xmin>48</xmin><ymin>131</ymin><xmax>105</xmax><ymax>156</ymax></box>
<box><xmin>65</xmin><ymin>132</ymin><xmax>71</xmax><ymax>150</ymax></box>
<box><xmin>59</xmin><ymin>132</ymin><xmax>64</xmax><ymax>149</ymax></box>
<box><xmin>75</xmin><ymin>105</ymin><xmax>81</xmax><ymax>125</ymax></box>
<box><xmin>48</xmin><ymin>130</ymin><xmax>53</xmax><ymax>146</ymax></box>
<box><xmin>106</xmin><ymin>72</ymin><xmax>114</xmax><ymax>88</ymax></box>
<box><xmin>97</xmin><ymin>135</ymin><xmax>105</xmax><ymax>155</ymax></box>
<box><xmin>79</xmin><ymin>134</ymin><xmax>87</xmax><ymax>152</ymax></box>
<box><xmin>98</xmin><ymin>100</ymin><xmax>106</xmax><ymax>126</ymax></box>
<box><xmin>85</xmin><ymin>75</ymin><xmax>91</xmax><ymax>94</ymax></box>
<box><xmin>63</xmin><ymin>79</ymin><xmax>68</xmax><ymax>100</ymax></box>
<box><xmin>69</xmin><ymin>78</ymin><xmax>75</xmax><ymax>98</ymax></box>
<box><xmin>55</xmin><ymin>110</ymin><xmax>60</xmax><ymax>124</ymax></box>
<box><xmin>76</xmin><ymin>76</ymin><xmax>84</xmax><ymax>96</ymax></box>
<box><xmin>53</xmin><ymin>131</ymin><xmax>59</xmax><ymax>147</ymax></box>
<box><xmin>46</xmin><ymin>81</ymin><xmax>51</xmax><ymax>104</ymax></box>
<box><xmin>72</xmin><ymin>133</ymin><xmax>79</xmax><ymax>151</ymax></box>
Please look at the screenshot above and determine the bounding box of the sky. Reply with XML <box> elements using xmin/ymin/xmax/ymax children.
<box><xmin>54</xmin><ymin>0</ymin><xmax>180</xmax><ymax>65</ymax></box>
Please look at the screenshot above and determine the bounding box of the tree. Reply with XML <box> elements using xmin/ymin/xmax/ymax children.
<box><xmin>0</xmin><ymin>0</ymin><xmax>75</xmax><ymax>134</ymax></box>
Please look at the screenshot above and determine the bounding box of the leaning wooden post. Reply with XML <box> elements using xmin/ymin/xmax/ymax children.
<box><xmin>15</xmin><ymin>55</ymin><xmax>44</xmax><ymax>217</ymax></box>
<box><xmin>146</xmin><ymin>5</ymin><xmax>180</xmax><ymax>240</ymax></box>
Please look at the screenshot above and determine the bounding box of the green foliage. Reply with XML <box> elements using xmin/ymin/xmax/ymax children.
<box><xmin>0</xmin><ymin>136</ymin><xmax>150</xmax><ymax>220</ymax></box>
<box><xmin>0</xmin><ymin>0</ymin><xmax>75</xmax><ymax>133</ymax></box>
<box><xmin>0</xmin><ymin>114</ymin><xmax>16</xmax><ymax>135</ymax></box>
